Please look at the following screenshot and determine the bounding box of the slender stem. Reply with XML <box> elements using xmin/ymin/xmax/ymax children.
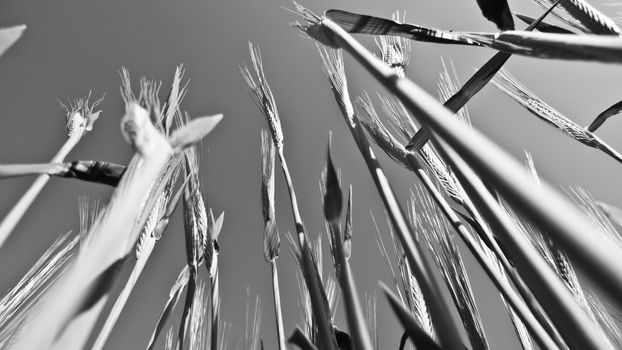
<box><xmin>210</xmin><ymin>267</ymin><xmax>220</xmax><ymax>350</ymax></box>
<box><xmin>0</xmin><ymin>132</ymin><xmax>82</xmax><ymax>249</ymax></box>
<box><xmin>277</xmin><ymin>148</ymin><xmax>306</xmax><ymax>248</ymax></box>
<box><xmin>406</xmin><ymin>154</ymin><xmax>559</xmax><ymax>350</ymax></box>
<box><xmin>328</xmin><ymin>220</ymin><xmax>373</xmax><ymax>350</ymax></box>
<box><xmin>276</xmin><ymin>147</ymin><xmax>338</xmax><ymax>350</ymax></box>
<box><xmin>271</xmin><ymin>260</ymin><xmax>287</xmax><ymax>350</ymax></box>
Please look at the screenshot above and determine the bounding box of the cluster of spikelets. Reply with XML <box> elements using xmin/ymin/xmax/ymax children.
<box><xmin>3</xmin><ymin>0</ymin><xmax>622</xmax><ymax>349</ymax></box>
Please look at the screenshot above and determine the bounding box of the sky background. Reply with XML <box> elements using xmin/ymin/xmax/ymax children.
<box><xmin>1</xmin><ymin>0</ymin><xmax>622</xmax><ymax>349</ymax></box>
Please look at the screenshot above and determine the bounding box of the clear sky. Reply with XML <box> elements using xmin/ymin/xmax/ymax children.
<box><xmin>1</xmin><ymin>0</ymin><xmax>622</xmax><ymax>349</ymax></box>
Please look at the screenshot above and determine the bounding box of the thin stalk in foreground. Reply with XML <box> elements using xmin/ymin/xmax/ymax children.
<box><xmin>311</xmin><ymin>12</ymin><xmax>622</xmax><ymax>327</ymax></box>
<box><xmin>0</xmin><ymin>95</ymin><xmax>102</xmax><ymax>249</ymax></box>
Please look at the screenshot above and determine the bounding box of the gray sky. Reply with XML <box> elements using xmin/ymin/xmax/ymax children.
<box><xmin>1</xmin><ymin>0</ymin><xmax>622</xmax><ymax>349</ymax></box>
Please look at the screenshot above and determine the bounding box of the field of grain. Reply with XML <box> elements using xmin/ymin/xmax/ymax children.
<box><xmin>1</xmin><ymin>1</ymin><xmax>622</xmax><ymax>349</ymax></box>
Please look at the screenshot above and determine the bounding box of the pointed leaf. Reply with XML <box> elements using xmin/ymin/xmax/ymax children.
<box><xmin>169</xmin><ymin>114</ymin><xmax>223</xmax><ymax>153</ymax></box>
<box><xmin>324</xmin><ymin>136</ymin><xmax>342</xmax><ymax>222</ymax></box>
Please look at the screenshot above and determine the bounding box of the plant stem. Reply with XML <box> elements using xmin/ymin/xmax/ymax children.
<box><xmin>0</xmin><ymin>132</ymin><xmax>82</xmax><ymax>249</ymax></box>
<box><xmin>271</xmin><ymin>260</ymin><xmax>287</xmax><ymax>350</ymax></box>
<box><xmin>328</xmin><ymin>219</ymin><xmax>373</xmax><ymax>350</ymax></box>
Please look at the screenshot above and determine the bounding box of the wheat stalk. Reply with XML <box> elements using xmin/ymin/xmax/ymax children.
<box><xmin>241</xmin><ymin>41</ymin><xmax>338</xmax><ymax>350</ymax></box>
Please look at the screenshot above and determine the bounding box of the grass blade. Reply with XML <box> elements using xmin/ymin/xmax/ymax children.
<box><xmin>322</xmin><ymin>8</ymin><xmax>481</xmax><ymax>46</ymax></box>
<box><xmin>514</xmin><ymin>13</ymin><xmax>575</xmax><ymax>33</ymax></box>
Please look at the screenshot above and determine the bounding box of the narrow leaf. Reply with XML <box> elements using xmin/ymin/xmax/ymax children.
<box><xmin>169</xmin><ymin>114</ymin><xmax>223</xmax><ymax>153</ymax></box>
<box><xmin>515</xmin><ymin>13</ymin><xmax>575</xmax><ymax>33</ymax></box>
<box><xmin>324</xmin><ymin>9</ymin><xmax>481</xmax><ymax>46</ymax></box>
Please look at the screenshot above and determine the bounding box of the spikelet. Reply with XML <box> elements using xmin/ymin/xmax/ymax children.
<box><xmin>356</xmin><ymin>92</ymin><xmax>410</xmax><ymax>169</ymax></box>
<box><xmin>59</xmin><ymin>91</ymin><xmax>104</xmax><ymax>137</ymax></box>
<box><xmin>260</xmin><ymin>128</ymin><xmax>280</xmax><ymax>262</ymax></box>
<box><xmin>317</xmin><ymin>46</ymin><xmax>355</xmax><ymax>127</ymax></box>
<box><xmin>414</xmin><ymin>187</ymin><xmax>489</xmax><ymax>350</ymax></box>
<box><xmin>568</xmin><ymin>187</ymin><xmax>622</xmax><ymax>254</ymax></box>
<box><xmin>375</xmin><ymin>11</ymin><xmax>412</xmax><ymax>77</ymax></box>
<box><xmin>290</xmin><ymin>3</ymin><xmax>340</xmax><ymax>49</ymax></box>
<box><xmin>438</xmin><ymin>58</ymin><xmax>471</xmax><ymax>125</ymax></box>
<box><xmin>493</xmin><ymin>70</ymin><xmax>622</xmax><ymax>164</ymax></box>
<box><xmin>532</xmin><ymin>0</ymin><xmax>621</xmax><ymax>34</ymax></box>
<box><xmin>240</xmin><ymin>43</ymin><xmax>284</xmax><ymax>148</ymax></box>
